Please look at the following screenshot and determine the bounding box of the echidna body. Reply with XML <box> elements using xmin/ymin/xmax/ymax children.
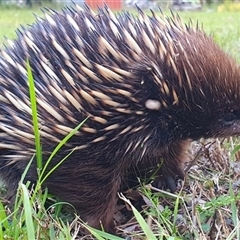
<box><xmin>1</xmin><ymin>5</ymin><xmax>240</xmax><ymax>232</ymax></box>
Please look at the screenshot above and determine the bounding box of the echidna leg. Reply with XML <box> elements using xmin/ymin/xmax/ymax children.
<box><xmin>152</xmin><ymin>140</ymin><xmax>190</xmax><ymax>192</ymax></box>
<box><xmin>124</xmin><ymin>140</ymin><xmax>189</xmax><ymax>191</ymax></box>
<box><xmin>45</xmin><ymin>169</ymin><xmax>121</xmax><ymax>233</ymax></box>
<box><xmin>79</xmin><ymin>178</ymin><xmax>120</xmax><ymax>233</ymax></box>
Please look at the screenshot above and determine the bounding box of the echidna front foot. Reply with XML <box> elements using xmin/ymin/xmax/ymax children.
<box><xmin>152</xmin><ymin>165</ymin><xmax>185</xmax><ymax>192</ymax></box>
<box><xmin>151</xmin><ymin>140</ymin><xmax>190</xmax><ymax>192</ymax></box>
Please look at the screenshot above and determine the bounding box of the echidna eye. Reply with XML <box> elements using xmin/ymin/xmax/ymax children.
<box><xmin>220</xmin><ymin>113</ymin><xmax>238</xmax><ymax>126</ymax></box>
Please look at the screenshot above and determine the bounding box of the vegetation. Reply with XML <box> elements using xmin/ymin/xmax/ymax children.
<box><xmin>0</xmin><ymin>4</ymin><xmax>240</xmax><ymax>239</ymax></box>
<box><xmin>1</xmin><ymin>5</ymin><xmax>240</xmax><ymax>61</ymax></box>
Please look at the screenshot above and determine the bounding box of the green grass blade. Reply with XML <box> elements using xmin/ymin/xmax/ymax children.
<box><xmin>83</xmin><ymin>225</ymin><xmax>124</xmax><ymax>240</ymax></box>
<box><xmin>39</xmin><ymin>117</ymin><xmax>88</xmax><ymax>184</ymax></box>
<box><xmin>119</xmin><ymin>193</ymin><xmax>157</xmax><ymax>240</ymax></box>
<box><xmin>172</xmin><ymin>190</ymin><xmax>182</xmax><ymax>234</ymax></box>
<box><xmin>27</xmin><ymin>60</ymin><xmax>42</xmax><ymax>171</ymax></box>
<box><xmin>21</xmin><ymin>183</ymin><xmax>35</xmax><ymax>240</ymax></box>
<box><xmin>229</xmin><ymin>182</ymin><xmax>239</xmax><ymax>239</ymax></box>
<box><xmin>0</xmin><ymin>201</ymin><xmax>9</xmax><ymax>240</ymax></box>
<box><xmin>230</xmin><ymin>144</ymin><xmax>240</xmax><ymax>158</ymax></box>
<box><xmin>40</xmin><ymin>148</ymin><xmax>76</xmax><ymax>185</ymax></box>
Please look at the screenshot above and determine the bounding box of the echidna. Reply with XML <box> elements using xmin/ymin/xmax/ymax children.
<box><xmin>0</xmin><ymin>4</ymin><xmax>240</xmax><ymax>232</ymax></box>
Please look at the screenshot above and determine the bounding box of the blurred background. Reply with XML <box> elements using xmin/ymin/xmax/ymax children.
<box><xmin>0</xmin><ymin>0</ymin><xmax>238</xmax><ymax>11</ymax></box>
<box><xmin>0</xmin><ymin>0</ymin><xmax>240</xmax><ymax>61</ymax></box>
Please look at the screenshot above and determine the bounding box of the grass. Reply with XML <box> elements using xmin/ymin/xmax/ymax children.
<box><xmin>0</xmin><ymin>7</ymin><xmax>43</xmax><ymax>41</ymax></box>
<box><xmin>0</xmin><ymin>3</ymin><xmax>240</xmax><ymax>240</ymax></box>
<box><xmin>0</xmin><ymin>4</ymin><xmax>61</xmax><ymax>43</ymax></box>
<box><xmin>1</xmin><ymin>7</ymin><xmax>240</xmax><ymax>62</ymax></box>
<box><xmin>178</xmin><ymin>12</ymin><xmax>240</xmax><ymax>61</ymax></box>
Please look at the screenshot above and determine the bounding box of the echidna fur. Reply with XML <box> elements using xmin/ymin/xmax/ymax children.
<box><xmin>0</xmin><ymin>4</ymin><xmax>240</xmax><ymax>232</ymax></box>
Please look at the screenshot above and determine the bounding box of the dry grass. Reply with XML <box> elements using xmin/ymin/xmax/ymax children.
<box><xmin>108</xmin><ymin>139</ymin><xmax>240</xmax><ymax>239</ymax></box>
<box><xmin>72</xmin><ymin>139</ymin><xmax>240</xmax><ymax>239</ymax></box>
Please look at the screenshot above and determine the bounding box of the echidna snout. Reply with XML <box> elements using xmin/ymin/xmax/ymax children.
<box><xmin>1</xmin><ymin>4</ymin><xmax>240</xmax><ymax>233</ymax></box>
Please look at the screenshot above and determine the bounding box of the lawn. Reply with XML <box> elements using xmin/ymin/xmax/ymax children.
<box><xmin>0</xmin><ymin>3</ymin><xmax>240</xmax><ymax>240</ymax></box>
<box><xmin>1</xmin><ymin>6</ymin><xmax>240</xmax><ymax>61</ymax></box>
<box><xmin>0</xmin><ymin>6</ymin><xmax>57</xmax><ymax>42</ymax></box>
